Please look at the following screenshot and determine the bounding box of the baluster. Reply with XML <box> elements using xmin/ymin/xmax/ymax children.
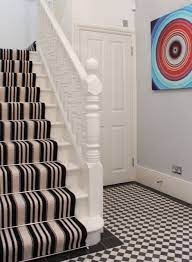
<box><xmin>85</xmin><ymin>58</ymin><xmax>103</xmax><ymax>218</ymax></box>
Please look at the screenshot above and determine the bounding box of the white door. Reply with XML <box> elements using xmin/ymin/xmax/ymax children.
<box><xmin>76</xmin><ymin>26</ymin><xmax>136</xmax><ymax>185</ymax></box>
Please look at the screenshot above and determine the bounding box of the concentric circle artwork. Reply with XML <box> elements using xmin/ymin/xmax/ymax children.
<box><xmin>151</xmin><ymin>5</ymin><xmax>192</xmax><ymax>90</ymax></box>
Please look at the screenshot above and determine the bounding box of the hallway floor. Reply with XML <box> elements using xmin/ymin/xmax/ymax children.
<box><xmin>70</xmin><ymin>183</ymin><xmax>192</xmax><ymax>262</ymax></box>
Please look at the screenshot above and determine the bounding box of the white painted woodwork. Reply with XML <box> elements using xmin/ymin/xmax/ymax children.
<box><xmin>37</xmin><ymin>0</ymin><xmax>104</xmax><ymax>246</ymax></box>
<box><xmin>75</xmin><ymin>25</ymin><xmax>136</xmax><ymax>185</ymax></box>
<box><xmin>137</xmin><ymin>165</ymin><xmax>192</xmax><ymax>205</ymax></box>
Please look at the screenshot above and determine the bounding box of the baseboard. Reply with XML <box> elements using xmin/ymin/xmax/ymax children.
<box><xmin>136</xmin><ymin>165</ymin><xmax>192</xmax><ymax>205</ymax></box>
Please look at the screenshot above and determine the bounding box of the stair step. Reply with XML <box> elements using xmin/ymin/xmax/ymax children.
<box><xmin>0</xmin><ymin>139</ymin><xmax>58</xmax><ymax>165</ymax></box>
<box><xmin>0</xmin><ymin>119</ymin><xmax>51</xmax><ymax>141</ymax></box>
<box><xmin>0</xmin><ymin>86</ymin><xmax>40</xmax><ymax>102</ymax></box>
<box><xmin>0</xmin><ymin>161</ymin><xmax>66</xmax><ymax>195</ymax></box>
<box><xmin>0</xmin><ymin>102</ymin><xmax>45</xmax><ymax>120</ymax></box>
<box><xmin>0</xmin><ymin>60</ymin><xmax>33</xmax><ymax>73</ymax></box>
<box><xmin>0</xmin><ymin>60</ymin><xmax>43</xmax><ymax>74</ymax></box>
<box><xmin>0</xmin><ymin>49</ymin><xmax>30</xmax><ymax>61</ymax></box>
<box><xmin>0</xmin><ymin>217</ymin><xmax>87</xmax><ymax>262</ymax></box>
<box><xmin>0</xmin><ymin>187</ymin><xmax>76</xmax><ymax>228</ymax></box>
<box><xmin>0</xmin><ymin>72</ymin><xmax>37</xmax><ymax>87</ymax></box>
<box><xmin>0</xmin><ymin>72</ymin><xmax>47</xmax><ymax>88</ymax></box>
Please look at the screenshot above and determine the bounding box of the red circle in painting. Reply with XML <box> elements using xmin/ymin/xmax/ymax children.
<box><xmin>156</xmin><ymin>19</ymin><xmax>192</xmax><ymax>81</ymax></box>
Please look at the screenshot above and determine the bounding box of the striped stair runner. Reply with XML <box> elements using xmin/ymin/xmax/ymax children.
<box><xmin>0</xmin><ymin>48</ymin><xmax>87</xmax><ymax>262</ymax></box>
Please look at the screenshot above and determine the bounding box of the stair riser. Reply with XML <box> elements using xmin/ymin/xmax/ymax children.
<box><xmin>76</xmin><ymin>197</ymin><xmax>89</xmax><ymax>218</ymax></box>
<box><xmin>32</xmin><ymin>63</ymin><xmax>42</xmax><ymax>74</ymax></box>
<box><xmin>41</xmin><ymin>90</ymin><xmax>56</xmax><ymax>104</ymax></box>
<box><xmin>0</xmin><ymin>142</ymin><xmax>75</xmax><ymax>171</ymax></box>
<box><xmin>0</xmin><ymin>188</ymin><xmax>76</xmax><ymax>228</ymax></box>
<box><xmin>51</xmin><ymin>125</ymin><xmax>67</xmax><ymax>141</ymax></box>
<box><xmin>0</xmin><ymin>162</ymin><xmax>66</xmax><ymax>195</ymax></box>
<box><xmin>30</xmin><ymin>51</ymin><xmax>40</xmax><ymax>62</ymax></box>
<box><xmin>0</xmin><ymin>166</ymin><xmax>81</xmax><ymax>195</ymax></box>
<box><xmin>0</xmin><ymin>193</ymin><xmax>87</xmax><ymax>228</ymax></box>
<box><xmin>45</xmin><ymin>106</ymin><xmax>61</xmax><ymax>122</ymax></box>
<box><xmin>58</xmin><ymin>145</ymin><xmax>76</xmax><ymax>164</ymax></box>
<box><xmin>36</xmin><ymin>75</ymin><xmax>47</xmax><ymax>88</ymax></box>
<box><xmin>0</xmin><ymin>139</ymin><xmax>58</xmax><ymax>165</ymax></box>
<box><xmin>0</xmin><ymin>120</ymin><xmax>51</xmax><ymax>141</ymax></box>
<box><xmin>66</xmin><ymin>169</ymin><xmax>81</xmax><ymax>191</ymax></box>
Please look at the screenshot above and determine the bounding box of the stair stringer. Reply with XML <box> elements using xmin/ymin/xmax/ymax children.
<box><xmin>33</xmin><ymin>50</ymin><xmax>104</xmax><ymax>246</ymax></box>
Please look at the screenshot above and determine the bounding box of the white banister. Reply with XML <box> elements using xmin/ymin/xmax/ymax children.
<box><xmin>38</xmin><ymin>0</ymin><xmax>103</xmax><ymax>224</ymax></box>
<box><xmin>85</xmin><ymin>59</ymin><xmax>103</xmax><ymax>218</ymax></box>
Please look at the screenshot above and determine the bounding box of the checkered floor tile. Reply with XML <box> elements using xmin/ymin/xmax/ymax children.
<box><xmin>68</xmin><ymin>183</ymin><xmax>192</xmax><ymax>262</ymax></box>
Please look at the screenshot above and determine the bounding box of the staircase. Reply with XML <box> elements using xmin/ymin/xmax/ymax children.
<box><xmin>0</xmin><ymin>0</ymin><xmax>103</xmax><ymax>261</ymax></box>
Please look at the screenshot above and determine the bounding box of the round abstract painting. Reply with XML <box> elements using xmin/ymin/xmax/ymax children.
<box><xmin>151</xmin><ymin>5</ymin><xmax>192</xmax><ymax>90</ymax></box>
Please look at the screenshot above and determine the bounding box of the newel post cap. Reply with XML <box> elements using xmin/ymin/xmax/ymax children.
<box><xmin>86</xmin><ymin>58</ymin><xmax>102</xmax><ymax>96</ymax></box>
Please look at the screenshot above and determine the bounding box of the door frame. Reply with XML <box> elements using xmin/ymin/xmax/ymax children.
<box><xmin>73</xmin><ymin>24</ymin><xmax>137</xmax><ymax>182</ymax></box>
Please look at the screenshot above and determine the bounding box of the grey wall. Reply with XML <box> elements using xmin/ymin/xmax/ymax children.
<box><xmin>136</xmin><ymin>0</ymin><xmax>192</xmax><ymax>182</ymax></box>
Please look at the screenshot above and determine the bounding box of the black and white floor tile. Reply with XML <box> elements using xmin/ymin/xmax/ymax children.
<box><xmin>67</xmin><ymin>182</ymin><xmax>192</xmax><ymax>262</ymax></box>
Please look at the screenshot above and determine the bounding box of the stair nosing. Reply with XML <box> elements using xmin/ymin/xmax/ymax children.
<box><xmin>0</xmin><ymin>186</ymin><xmax>87</xmax><ymax>198</ymax></box>
<box><xmin>0</xmin><ymin>137</ymin><xmax>71</xmax><ymax>146</ymax></box>
<box><xmin>0</xmin><ymin>216</ymin><xmax>77</xmax><ymax>230</ymax></box>
<box><xmin>0</xmin><ymin>160</ymin><xmax>79</xmax><ymax>170</ymax></box>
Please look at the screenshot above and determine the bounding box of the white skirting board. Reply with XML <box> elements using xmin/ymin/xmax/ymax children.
<box><xmin>136</xmin><ymin>165</ymin><xmax>192</xmax><ymax>204</ymax></box>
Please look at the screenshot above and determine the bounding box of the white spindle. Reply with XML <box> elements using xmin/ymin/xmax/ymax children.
<box><xmin>38</xmin><ymin>0</ymin><xmax>103</xmax><ymax>222</ymax></box>
<box><xmin>85</xmin><ymin>59</ymin><xmax>103</xmax><ymax>217</ymax></box>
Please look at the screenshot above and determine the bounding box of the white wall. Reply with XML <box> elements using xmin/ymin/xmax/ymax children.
<box><xmin>53</xmin><ymin>0</ymin><xmax>135</xmax><ymax>41</ymax></box>
<box><xmin>53</xmin><ymin>0</ymin><xmax>72</xmax><ymax>41</ymax></box>
<box><xmin>136</xmin><ymin>0</ymin><xmax>192</xmax><ymax>182</ymax></box>
<box><xmin>0</xmin><ymin>0</ymin><xmax>38</xmax><ymax>49</ymax></box>
<box><xmin>72</xmin><ymin>0</ymin><xmax>135</xmax><ymax>30</ymax></box>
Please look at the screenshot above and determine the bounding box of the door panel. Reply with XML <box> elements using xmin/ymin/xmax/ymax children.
<box><xmin>78</xmin><ymin>27</ymin><xmax>135</xmax><ymax>185</ymax></box>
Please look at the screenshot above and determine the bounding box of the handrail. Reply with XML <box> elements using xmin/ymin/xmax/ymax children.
<box><xmin>40</xmin><ymin>0</ymin><xmax>88</xmax><ymax>82</ymax></box>
<box><xmin>38</xmin><ymin>0</ymin><xmax>103</xmax><ymax>220</ymax></box>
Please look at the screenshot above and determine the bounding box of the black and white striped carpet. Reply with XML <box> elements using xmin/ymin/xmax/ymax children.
<box><xmin>0</xmin><ymin>48</ymin><xmax>87</xmax><ymax>262</ymax></box>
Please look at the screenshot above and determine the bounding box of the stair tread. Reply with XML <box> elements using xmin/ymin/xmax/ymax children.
<box><xmin>1</xmin><ymin>185</ymin><xmax>87</xmax><ymax>199</ymax></box>
<box><xmin>0</xmin><ymin>102</ymin><xmax>45</xmax><ymax>120</ymax></box>
<box><xmin>0</xmin><ymin>86</ymin><xmax>40</xmax><ymax>102</ymax></box>
<box><xmin>0</xmin><ymin>72</ymin><xmax>37</xmax><ymax>87</ymax></box>
<box><xmin>0</xmin><ymin>138</ymin><xmax>57</xmax><ymax>144</ymax></box>
<box><xmin>0</xmin><ymin>60</ymin><xmax>33</xmax><ymax>73</ymax></box>
<box><xmin>0</xmin><ymin>101</ymin><xmax>44</xmax><ymax>104</ymax></box>
<box><xmin>65</xmin><ymin>162</ymin><xmax>79</xmax><ymax>170</ymax></box>
<box><xmin>0</xmin><ymin>85</ymin><xmax>39</xmax><ymax>90</ymax></box>
<box><xmin>0</xmin><ymin>139</ymin><xmax>58</xmax><ymax>165</ymax></box>
<box><xmin>0</xmin><ymin>119</ymin><xmax>51</xmax><ymax>141</ymax></box>
<box><xmin>0</xmin><ymin>161</ymin><xmax>67</xmax><ymax>194</ymax></box>
<box><xmin>0</xmin><ymin>217</ymin><xmax>87</xmax><ymax>261</ymax></box>
<box><xmin>0</xmin><ymin>137</ymin><xmax>69</xmax><ymax>145</ymax></box>
<box><xmin>0</xmin><ymin>49</ymin><xmax>30</xmax><ymax>61</ymax></box>
<box><xmin>0</xmin><ymin>119</ymin><xmax>50</xmax><ymax>123</ymax></box>
<box><xmin>58</xmin><ymin>138</ymin><xmax>71</xmax><ymax>146</ymax></box>
<box><xmin>0</xmin><ymin>187</ymin><xmax>76</xmax><ymax>228</ymax></box>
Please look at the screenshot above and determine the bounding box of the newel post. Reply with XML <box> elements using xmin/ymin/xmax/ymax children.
<box><xmin>85</xmin><ymin>58</ymin><xmax>103</xmax><ymax>218</ymax></box>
